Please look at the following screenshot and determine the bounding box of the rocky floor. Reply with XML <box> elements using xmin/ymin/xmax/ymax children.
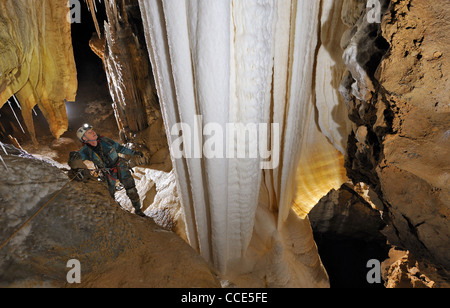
<box><xmin>0</xmin><ymin>144</ymin><xmax>219</xmax><ymax>288</ymax></box>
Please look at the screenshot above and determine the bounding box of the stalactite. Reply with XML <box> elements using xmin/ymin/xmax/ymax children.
<box><xmin>7</xmin><ymin>100</ymin><xmax>25</xmax><ymax>134</ymax></box>
<box><xmin>87</xmin><ymin>0</ymin><xmax>160</xmax><ymax>141</ymax></box>
<box><xmin>0</xmin><ymin>0</ymin><xmax>77</xmax><ymax>144</ymax></box>
<box><xmin>85</xmin><ymin>0</ymin><xmax>102</xmax><ymax>38</ymax></box>
<box><xmin>138</xmin><ymin>0</ymin><xmax>349</xmax><ymax>286</ymax></box>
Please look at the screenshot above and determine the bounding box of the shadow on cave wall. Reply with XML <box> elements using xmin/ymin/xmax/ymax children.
<box><xmin>309</xmin><ymin>184</ymin><xmax>391</xmax><ymax>288</ymax></box>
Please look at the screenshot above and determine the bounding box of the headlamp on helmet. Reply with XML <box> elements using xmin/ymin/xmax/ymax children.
<box><xmin>76</xmin><ymin>124</ymin><xmax>93</xmax><ymax>142</ymax></box>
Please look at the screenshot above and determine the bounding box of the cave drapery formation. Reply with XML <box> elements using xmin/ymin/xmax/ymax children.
<box><xmin>0</xmin><ymin>0</ymin><xmax>77</xmax><ymax>145</ymax></box>
<box><xmin>1</xmin><ymin>0</ymin><xmax>449</xmax><ymax>287</ymax></box>
<box><xmin>137</xmin><ymin>0</ymin><xmax>352</xmax><ymax>286</ymax></box>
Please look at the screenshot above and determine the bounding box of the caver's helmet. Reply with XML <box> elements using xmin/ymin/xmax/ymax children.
<box><xmin>76</xmin><ymin>123</ymin><xmax>93</xmax><ymax>142</ymax></box>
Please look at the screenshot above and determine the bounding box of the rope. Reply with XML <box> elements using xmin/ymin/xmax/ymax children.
<box><xmin>0</xmin><ymin>172</ymin><xmax>80</xmax><ymax>252</ymax></box>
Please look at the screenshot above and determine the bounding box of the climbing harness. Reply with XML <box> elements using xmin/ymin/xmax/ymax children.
<box><xmin>0</xmin><ymin>171</ymin><xmax>81</xmax><ymax>251</ymax></box>
<box><xmin>93</xmin><ymin>157</ymin><xmax>135</xmax><ymax>192</ymax></box>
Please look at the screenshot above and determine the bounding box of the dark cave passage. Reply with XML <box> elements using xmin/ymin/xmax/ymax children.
<box><xmin>68</xmin><ymin>2</ymin><xmax>118</xmax><ymax>142</ymax></box>
<box><xmin>309</xmin><ymin>185</ymin><xmax>391</xmax><ymax>288</ymax></box>
<box><xmin>314</xmin><ymin>234</ymin><xmax>390</xmax><ymax>288</ymax></box>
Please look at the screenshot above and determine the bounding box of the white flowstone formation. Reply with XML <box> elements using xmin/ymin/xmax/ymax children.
<box><xmin>138</xmin><ymin>0</ymin><xmax>350</xmax><ymax>287</ymax></box>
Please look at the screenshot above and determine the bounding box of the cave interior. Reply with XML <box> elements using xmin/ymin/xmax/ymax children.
<box><xmin>0</xmin><ymin>0</ymin><xmax>448</xmax><ymax>289</ymax></box>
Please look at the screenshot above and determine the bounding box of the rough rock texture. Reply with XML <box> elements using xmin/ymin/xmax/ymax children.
<box><xmin>341</xmin><ymin>0</ymin><xmax>450</xmax><ymax>275</ymax></box>
<box><xmin>0</xmin><ymin>0</ymin><xmax>77</xmax><ymax>144</ymax></box>
<box><xmin>310</xmin><ymin>184</ymin><xmax>387</xmax><ymax>242</ymax></box>
<box><xmin>116</xmin><ymin>166</ymin><xmax>187</xmax><ymax>241</ymax></box>
<box><xmin>309</xmin><ymin>182</ymin><xmax>449</xmax><ymax>288</ymax></box>
<box><xmin>0</xmin><ymin>144</ymin><xmax>220</xmax><ymax>288</ymax></box>
<box><xmin>381</xmin><ymin>247</ymin><xmax>450</xmax><ymax>288</ymax></box>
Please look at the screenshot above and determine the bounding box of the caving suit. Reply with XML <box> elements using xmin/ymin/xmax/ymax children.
<box><xmin>75</xmin><ymin>136</ymin><xmax>142</xmax><ymax>212</ymax></box>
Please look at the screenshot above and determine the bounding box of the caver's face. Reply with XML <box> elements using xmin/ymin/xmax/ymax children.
<box><xmin>83</xmin><ymin>129</ymin><xmax>98</xmax><ymax>146</ymax></box>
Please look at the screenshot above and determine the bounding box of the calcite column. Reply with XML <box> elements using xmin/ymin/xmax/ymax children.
<box><xmin>138</xmin><ymin>0</ymin><xmax>350</xmax><ymax>287</ymax></box>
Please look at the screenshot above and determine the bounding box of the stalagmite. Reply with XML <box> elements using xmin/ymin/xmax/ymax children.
<box><xmin>139</xmin><ymin>0</ymin><xmax>349</xmax><ymax>286</ymax></box>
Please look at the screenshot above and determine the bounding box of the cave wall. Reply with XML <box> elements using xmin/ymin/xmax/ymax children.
<box><xmin>342</xmin><ymin>0</ymin><xmax>450</xmax><ymax>270</ymax></box>
<box><xmin>0</xmin><ymin>0</ymin><xmax>77</xmax><ymax>144</ymax></box>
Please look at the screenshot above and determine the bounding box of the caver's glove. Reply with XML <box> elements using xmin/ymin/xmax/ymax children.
<box><xmin>69</xmin><ymin>168</ymin><xmax>90</xmax><ymax>182</ymax></box>
<box><xmin>68</xmin><ymin>151</ymin><xmax>84</xmax><ymax>169</ymax></box>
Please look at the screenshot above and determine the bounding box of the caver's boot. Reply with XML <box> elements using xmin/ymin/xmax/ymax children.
<box><xmin>132</xmin><ymin>201</ymin><xmax>146</xmax><ymax>217</ymax></box>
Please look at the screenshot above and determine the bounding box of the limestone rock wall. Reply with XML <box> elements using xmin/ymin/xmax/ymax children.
<box><xmin>381</xmin><ymin>248</ymin><xmax>450</xmax><ymax>288</ymax></box>
<box><xmin>341</xmin><ymin>0</ymin><xmax>450</xmax><ymax>270</ymax></box>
